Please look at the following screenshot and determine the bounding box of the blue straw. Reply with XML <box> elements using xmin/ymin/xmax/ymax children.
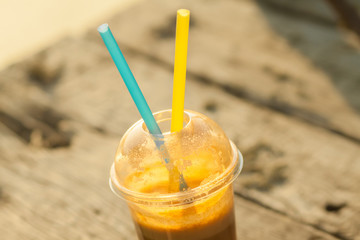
<box><xmin>97</xmin><ymin>23</ymin><xmax>161</xmax><ymax>135</ymax></box>
<box><xmin>97</xmin><ymin>24</ymin><xmax>188</xmax><ymax>191</ymax></box>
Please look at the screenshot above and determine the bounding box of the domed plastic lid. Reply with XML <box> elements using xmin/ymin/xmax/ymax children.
<box><xmin>110</xmin><ymin>109</ymin><xmax>242</xmax><ymax>205</ymax></box>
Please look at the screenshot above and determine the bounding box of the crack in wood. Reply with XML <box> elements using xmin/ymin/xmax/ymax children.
<box><xmin>233</xmin><ymin>191</ymin><xmax>347</xmax><ymax>240</ymax></box>
<box><xmin>0</xmin><ymin>106</ymin><xmax>72</xmax><ymax>148</ymax></box>
<box><xmin>240</xmin><ymin>143</ymin><xmax>287</xmax><ymax>192</ymax></box>
<box><xmin>255</xmin><ymin>0</ymin><xmax>337</xmax><ymax>28</ymax></box>
<box><xmin>326</xmin><ymin>0</ymin><xmax>360</xmax><ymax>38</ymax></box>
<box><xmin>325</xmin><ymin>202</ymin><xmax>347</xmax><ymax>213</ymax></box>
<box><xmin>27</xmin><ymin>53</ymin><xmax>64</xmax><ymax>86</ymax></box>
<box><xmin>0</xmin><ymin>110</ymin><xmax>32</xmax><ymax>143</ymax></box>
<box><xmin>203</xmin><ymin>101</ymin><xmax>218</xmax><ymax>113</ymax></box>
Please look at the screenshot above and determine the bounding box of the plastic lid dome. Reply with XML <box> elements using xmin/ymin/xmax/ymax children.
<box><xmin>110</xmin><ymin>109</ymin><xmax>241</xmax><ymax>203</ymax></box>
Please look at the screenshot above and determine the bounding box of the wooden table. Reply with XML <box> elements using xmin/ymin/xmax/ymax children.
<box><xmin>0</xmin><ymin>0</ymin><xmax>359</xmax><ymax>239</ymax></box>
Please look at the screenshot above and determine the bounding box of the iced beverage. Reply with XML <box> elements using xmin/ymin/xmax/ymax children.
<box><xmin>110</xmin><ymin>110</ymin><xmax>243</xmax><ymax>240</ymax></box>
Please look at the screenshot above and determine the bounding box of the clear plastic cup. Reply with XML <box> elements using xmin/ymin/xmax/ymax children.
<box><xmin>110</xmin><ymin>109</ymin><xmax>243</xmax><ymax>240</ymax></box>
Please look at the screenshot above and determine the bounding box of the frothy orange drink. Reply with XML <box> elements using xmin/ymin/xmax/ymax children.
<box><xmin>110</xmin><ymin>110</ymin><xmax>243</xmax><ymax>240</ymax></box>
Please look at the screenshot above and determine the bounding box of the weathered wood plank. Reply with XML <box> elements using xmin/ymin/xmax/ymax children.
<box><xmin>1</xmin><ymin>1</ymin><xmax>360</xmax><ymax>238</ymax></box>
<box><xmin>1</xmin><ymin>31</ymin><xmax>359</xmax><ymax>238</ymax></box>
<box><xmin>104</xmin><ymin>0</ymin><xmax>360</xmax><ymax>142</ymax></box>
<box><xmin>0</xmin><ymin>125</ymin><xmax>137</xmax><ymax>240</ymax></box>
<box><xmin>0</xmin><ymin>122</ymin><xmax>338</xmax><ymax>240</ymax></box>
<box><xmin>0</xmin><ymin>37</ymin><xmax>347</xmax><ymax>239</ymax></box>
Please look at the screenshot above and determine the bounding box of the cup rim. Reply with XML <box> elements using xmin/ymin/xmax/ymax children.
<box><xmin>141</xmin><ymin>109</ymin><xmax>192</xmax><ymax>137</ymax></box>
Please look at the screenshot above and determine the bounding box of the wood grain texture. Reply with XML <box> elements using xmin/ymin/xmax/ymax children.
<box><xmin>1</xmin><ymin>0</ymin><xmax>360</xmax><ymax>239</ymax></box>
<box><xmin>1</xmin><ymin>32</ymin><xmax>359</xmax><ymax>238</ymax></box>
<box><xmin>0</xmin><ymin>34</ymin><xmax>348</xmax><ymax>239</ymax></box>
<box><xmin>104</xmin><ymin>0</ymin><xmax>360</xmax><ymax>143</ymax></box>
<box><xmin>0</xmin><ymin>124</ymin><xmax>340</xmax><ymax>240</ymax></box>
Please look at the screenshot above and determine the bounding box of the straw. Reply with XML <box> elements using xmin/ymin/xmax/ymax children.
<box><xmin>171</xmin><ymin>9</ymin><xmax>190</xmax><ymax>132</ymax></box>
<box><xmin>97</xmin><ymin>24</ymin><xmax>188</xmax><ymax>191</ymax></box>
<box><xmin>97</xmin><ymin>23</ymin><xmax>161</xmax><ymax>135</ymax></box>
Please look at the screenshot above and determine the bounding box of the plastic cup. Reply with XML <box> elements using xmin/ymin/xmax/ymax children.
<box><xmin>110</xmin><ymin>109</ymin><xmax>243</xmax><ymax>240</ymax></box>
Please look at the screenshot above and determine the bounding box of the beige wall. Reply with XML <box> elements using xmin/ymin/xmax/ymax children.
<box><xmin>0</xmin><ymin>0</ymin><xmax>142</xmax><ymax>70</ymax></box>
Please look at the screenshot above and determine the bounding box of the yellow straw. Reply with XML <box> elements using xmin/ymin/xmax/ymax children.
<box><xmin>171</xmin><ymin>9</ymin><xmax>190</xmax><ymax>132</ymax></box>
